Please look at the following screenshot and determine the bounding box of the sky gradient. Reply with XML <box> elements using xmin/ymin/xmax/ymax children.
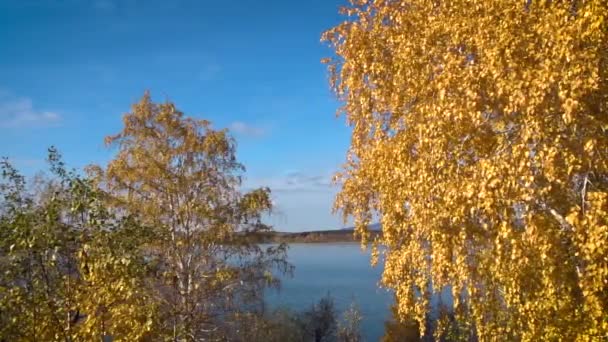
<box><xmin>0</xmin><ymin>0</ymin><xmax>353</xmax><ymax>231</ymax></box>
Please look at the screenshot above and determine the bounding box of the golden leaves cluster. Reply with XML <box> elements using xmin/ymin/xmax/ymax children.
<box><xmin>324</xmin><ymin>0</ymin><xmax>607</xmax><ymax>339</ymax></box>
<box><xmin>88</xmin><ymin>93</ymin><xmax>288</xmax><ymax>340</ymax></box>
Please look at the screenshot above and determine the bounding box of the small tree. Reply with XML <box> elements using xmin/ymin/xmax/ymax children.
<box><xmin>301</xmin><ymin>294</ymin><xmax>338</xmax><ymax>342</ymax></box>
<box><xmin>88</xmin><ymin>92</ymin><xmax>290</xmax><ymax>340</ymax></box>
<box><xmin>337</xmin><ymin>302</ymin><xmax>362</xmax><ymax>342</ymax></box>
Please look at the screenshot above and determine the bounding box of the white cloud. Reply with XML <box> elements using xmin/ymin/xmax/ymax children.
<box><xmin>0</xmin><ymin>93</ymin><xmax>61</xmax><ymax>128</ymax></box>
<box><xmin>229</xmin><ymin>121</ymin><xmax>268</xmax><ymax>138</ymax></box>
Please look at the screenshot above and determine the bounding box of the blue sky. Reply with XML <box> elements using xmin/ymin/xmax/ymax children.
<box><xmin>0</xmin><ymin>0</ymin><xmax>353</xmax><ymax>231</ymax></box>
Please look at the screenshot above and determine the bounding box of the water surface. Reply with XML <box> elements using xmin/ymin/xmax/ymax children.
<box><xmin>266</xmin><ymin>243</ymin><xmax>393</xmax><ymax>341</ymax></box>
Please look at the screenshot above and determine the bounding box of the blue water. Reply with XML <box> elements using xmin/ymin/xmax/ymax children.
<box><xmin>266</xmin><ymin>243</ymin><xmax>393</xmax><ymax>341</ymax></box>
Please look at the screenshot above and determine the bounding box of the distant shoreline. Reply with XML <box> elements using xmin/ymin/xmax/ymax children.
<box><xmin>262</xmin><ymin>229</ymin><xmax>381</xmax><ymax>243</ymax></box>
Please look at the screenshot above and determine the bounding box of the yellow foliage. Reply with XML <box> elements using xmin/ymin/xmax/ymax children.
<box><xmin>89</xmin><ymin>92</ymin><xmax>287</xmax><ymax>340</ymax></box>
<box><xmin>324</xmin><ymin>0</ymin><xmax>608</xmax><ymax>339</ymax></box>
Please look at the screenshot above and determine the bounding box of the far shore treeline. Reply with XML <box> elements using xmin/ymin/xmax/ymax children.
<box><xmin>247</xmin><ymin>226</ymin><xmax>381</xmax><ymax>244</ymax></box>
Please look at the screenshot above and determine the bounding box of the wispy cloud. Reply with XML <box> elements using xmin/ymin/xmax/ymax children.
<box><xmin>229</xmin><ymin>121</ymin><xmax>268</xmax><ymax>138</ymax></box>
<box><xmin>243</xmin><ymin>170</ymin><xmax>344</xmax><ymax>231</ymax></box>
<box><xmin>245</xmin><ymin>170</ymin><xmax>335</xmax><ymax>194</ymax></box>
<box><xmin>284</xmin><ymin>171</ymin><xmax>332</xmax><ymax>188</ymax></box>
<box><xmin>0</xmin><ymin>92</ymin><xmax>61</xmax><ymax>128</ymax></box>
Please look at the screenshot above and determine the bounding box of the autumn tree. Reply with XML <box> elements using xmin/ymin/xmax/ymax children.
<box><xmin>324</xmin><ymin>0</ymin><xmax>607</xmax><ymax>340</ymax></box>
<box><xmin>0</xmin><ymin>148</ymin><xmax>154</xmax><ymax>341</ymax></box>
<box><xmin>88</xmin><ymin>92</ymin><xmax>290</xmax><ymax>340</ymax></box>
<box><xmin>0</xmin><ymin>154</ymin><xmax>76</xmax><ymax>341</ymax></box>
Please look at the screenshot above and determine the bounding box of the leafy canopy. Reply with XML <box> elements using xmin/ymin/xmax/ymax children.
<box><xmin>324</xmin><ymin>0</ymin><xmax>607</xmax><ymax>340</ymax></box>
<box><xmin>88</xmin><ymin>92</ymin><xmax>291</xmax><ymax>340</ymax></box>
<box><xmin>0</xmin><ymin>148</ymin><xmax>154</xmax><ymax>341</ymax></box>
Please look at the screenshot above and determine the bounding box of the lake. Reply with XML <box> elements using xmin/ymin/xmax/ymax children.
<box><xmin>265</xmin><ymin>243</ymin><xmax>393</xmax><ymax>341</ymax></box>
